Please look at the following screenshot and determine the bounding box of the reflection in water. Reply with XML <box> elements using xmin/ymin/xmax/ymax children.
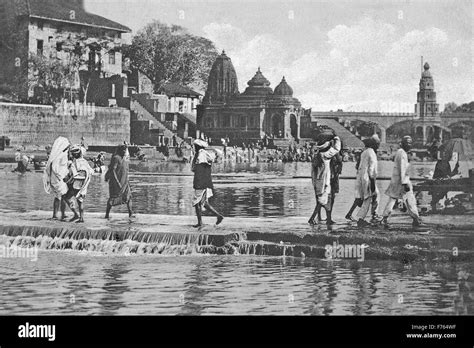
<box><xmin>1</xmin><ymin>161</ymin><xmax>473</xmax><ymax>315</ymax></box>
<box><xmin>0</xmin><ymin>252</ymin><xmax>472</xmax><ymax>315</ymax></box>
<box><xmin>98</xmin><ymin>262</ymin><xmax>131</xmax><ymax>315</ymax></box>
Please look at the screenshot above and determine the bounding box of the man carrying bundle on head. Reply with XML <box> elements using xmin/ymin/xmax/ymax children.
<box><xmin>354</xmin><ymin>134</ymin><xmax>382</xmax><ymax>228</ymax></box>
<box><xmin>308</xmin><ymin>130</ymin><xmax>341</xmax><ymax>226</ymax></box>
<box><xmin>63</xmin><ymin>144</ymin><xmax>94</xmax><ymax>223</ymax></box>
<box><xmin>381</xmin><ymin>135</ymin><xmax>423</xmax><ymax>228</ymax></box>
<box><xmin>191</xmin><ymin>139</ymin><xmax>224</xmax><ymax>228</ymax></box>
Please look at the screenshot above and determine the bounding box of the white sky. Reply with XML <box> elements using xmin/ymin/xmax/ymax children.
<box><xmin>86</xmin><ymin>0</ymin><xmax>473</xmax><ymax>111</ymax></box>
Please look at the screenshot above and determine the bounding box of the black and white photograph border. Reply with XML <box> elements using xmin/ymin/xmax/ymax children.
<box><xmin>0</xmin><ymin>0</ymin><xmax>473</xmax><ymax>345</ymax></box>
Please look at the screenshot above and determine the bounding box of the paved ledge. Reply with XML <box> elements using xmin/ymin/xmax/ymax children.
<box><xmin>0</xmin><ymin>210</ymin><xmax>473</xmax><ymax>261</ymax></box>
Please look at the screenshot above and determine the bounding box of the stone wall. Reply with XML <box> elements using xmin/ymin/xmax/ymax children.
<box><xmin>0</xmin><ymin>102</ymin><xmax>130</xmax><ymax>148</ymax></box>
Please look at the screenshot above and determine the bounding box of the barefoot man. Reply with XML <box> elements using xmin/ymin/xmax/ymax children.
<box><xmin>355</xmin><ymin>135</ymin><xmax>381</xmax><ymax>228</ymax></box>
<box><xmin>105</xmin><ymin>144</ymin><xmax>135</xmax><ymax>219</ymax></box>
<box><xmin>381</xmin><ymin>136</ymin><xmax>423</xmax><ymax>228</ymax></box>
<box><xmin>64</xmin><ymin>145</ymin><xmax>94</xmax><ymax>223</ymax></box>
<box><xmin>308</xmin><ymin>131</ymin><xmax>341</xmax><ymax>226</ymax></box>
<box><xmin>43</xmin><ymin>137</ymin><xmax>70</xmax><ymax>220</ymax></box>
<box><xmin>191</xmin><ymin>139</ymin><xmax>224</xmax><ymax>228</ymax></box>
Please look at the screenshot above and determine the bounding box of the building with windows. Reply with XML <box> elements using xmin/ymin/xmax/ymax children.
<box><xmin>197</xmin><ymin>51</ymin><xmax>307</xmax><ymax>145</ymax></box>
<box><xmin>0</xmin><ymin>0</ymin><xmax>131</xmax><ymax>105</ymax></box>
<box><xmin>129</xmin><ymin>82</ymin><xmax>201</xmax><ymax>147</ymax></box>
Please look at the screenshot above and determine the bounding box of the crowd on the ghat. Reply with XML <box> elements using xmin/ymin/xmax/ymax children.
<box><xmin>41</xmin><ymin>129</ymin><xmax>436</xmax><ymax>229</ymax></box>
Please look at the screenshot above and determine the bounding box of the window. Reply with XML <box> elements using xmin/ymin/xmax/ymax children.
<box><xmin>223</xmin><ymin>115</ymin><xmax>230</xmax><ymax>127</ymax></box>
<box><xmin>204</xmin><ymin>117</ymin><xmax>213</xmax><ymax>128</ymax></box>
<box><xmin>179</xmin><ymin>101</ymin><xmax>184</xmax><ymax>112</ymax></box>
<box><xmin>191</xmin><ymin>99</ymin><xmax>195</xmax><ymax>110</ymax></box>
<box><xmin>36</xmin><ymin>40</ymin><xmax>43</xmax><ymax>56</ymax></box>
<box><xmin>56</xmin><ymin>42</ymin><xmax>62</xmax><ymax>51</ymax></box>
<box><xmin>108</xmin><ymin>52</ymin><xmax>116</xmax><ymax>65</ymax></box>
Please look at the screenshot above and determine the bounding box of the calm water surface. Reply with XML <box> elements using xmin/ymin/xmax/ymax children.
<box><xmin>0</xmin><ymin>161</ymin><xmax>472</xmax><ymax>315</ymax></box>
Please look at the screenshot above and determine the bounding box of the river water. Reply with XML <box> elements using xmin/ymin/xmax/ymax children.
<box><xmin>0</xmin><ymin>160</ymin><xmax>473</xmax><ymax>315</ymax></box>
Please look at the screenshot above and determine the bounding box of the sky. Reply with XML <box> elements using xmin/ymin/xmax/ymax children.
<box><xmin>86</xmin><ymin>0</ymin><xmax>473</xmax><ymax>112</ymax></box>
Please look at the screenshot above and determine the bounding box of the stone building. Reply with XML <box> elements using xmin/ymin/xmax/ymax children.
<box><xmin>311</xmin><ymin>62</ymin><xmax>446</xmax><ymax>147</ymax></box>
<box><xmin>197</xmin><ymin>51</ymin><xmax>306</xmax><ymax>145</ymax></box>
<box><xmin>413</xmin><ymin>62</ymin><xmax>442</xmax><ymax>143</ymax></box>
<box><xmin>0</xmin><ymin>0</ymin><xmax>131</xmax><ymax>104</ymax></box>
<box><xmin>130</xmin><ymin>82</ymin><xmax>201</xmax><ymax>146</ymax></box>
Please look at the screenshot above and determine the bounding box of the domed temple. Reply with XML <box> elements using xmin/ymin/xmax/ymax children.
<box><xmin>197</xmin><ymin>52</ymin><xmax>309</xmax><ymax>145</ymax></box>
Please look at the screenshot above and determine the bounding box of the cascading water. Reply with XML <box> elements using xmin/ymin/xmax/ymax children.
<box><xmin>0</xmin><ymin>225</ymin><xmax>293</xmax><ymax>257</ymax></box>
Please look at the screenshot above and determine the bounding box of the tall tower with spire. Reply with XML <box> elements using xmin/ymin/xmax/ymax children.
<box><xmin>202</xmin><ymin>51</ymin><xmax>239</xmax><ymax>104</ymax></box>
<box><xmin>415</xmin><ymin>62</ymin><xmax>439</xmax><ymax>119</ymax></box>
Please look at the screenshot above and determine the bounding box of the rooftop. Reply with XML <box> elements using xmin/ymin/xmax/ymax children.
<box><xmin>157</xmin><ymin>82</ymin><xmax>201</xmax><ymax>98</ymax></box>
<box><xmin>18</xmin><ymin>0</ymin><xmax>131</xmax><ymax>32</ymax></box>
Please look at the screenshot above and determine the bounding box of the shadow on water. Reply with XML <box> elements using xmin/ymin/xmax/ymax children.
<box><xmin>97</xmin><ymin>262</ymin><xmax>131</xmax><ymax>315</ymax></box>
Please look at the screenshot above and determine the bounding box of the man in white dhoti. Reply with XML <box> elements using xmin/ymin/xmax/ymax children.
<box><xmin>381</xmin><ymin>136</ymin><xmax>423</xmax><ymax>228</ymax></box>
<box><xmin>191</xmin><ymin>139</ymin><xmax>223</xmax><ymax>228</ymax></box>
<box><xmin>43</xmin><ymin>137</ymin><xmax>70</xmax><ymax>220</ymax></box>
<box><xmin>64</xmin><ymin>145</ymin><xmax>94</xmax><ymax>223</ymax></box>
<box><xmin>308</xmin><ymin>132</ymin><xmax>341</xmax><ymax>226</ymax></box>
<box><xmin>355</xmin><ymin>135</ymin><xmax>381</xmax><ymax>227</ymax></box>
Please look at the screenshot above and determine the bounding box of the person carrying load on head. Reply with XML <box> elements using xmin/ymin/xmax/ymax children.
<box><xmin>191</xmin><ymin>139</ymin><xmax>224</xmax><ymax>228</ymax></box>
<box><xmin>308</xmin><ymin>130</ymin><xmax>341</xmax><ymax>226</ymax></box>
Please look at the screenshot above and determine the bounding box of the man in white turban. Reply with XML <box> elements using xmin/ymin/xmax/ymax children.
<box><xmin>355</xmin><ymin>134</ymin><xmax>381</xmax><ymax>227</ymax></box>
<box><xmin>381</xmin><ymin>136</ymin><xmax>423</xmax><ymax>228</ymax></box>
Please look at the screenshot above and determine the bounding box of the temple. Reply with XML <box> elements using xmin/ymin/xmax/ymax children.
<box><xmin>197</xmin><ymin>51</ymin><xmax>308</xmax><ymax>145</ymax></box>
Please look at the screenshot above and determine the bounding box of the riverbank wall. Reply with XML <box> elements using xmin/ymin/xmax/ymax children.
<box><xmin>0</xmin><ymin>102</ymin><xmax>130</xmax><ymax>149</ymax></box>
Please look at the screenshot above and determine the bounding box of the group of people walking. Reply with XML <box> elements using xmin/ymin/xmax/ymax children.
<box><xmin>43</xmin><ymin>137</ymin><xmax>134</xmax><ymax>223</ymax></box>
<box><xmin>310</xmin><ymin>131</ymin><xmax>423</xmax><ymax>228</ymax></box>
<box><xmin>43</xmin><ymin>131</ymin><xmax>423</xmax><ymax>229</ymax></box>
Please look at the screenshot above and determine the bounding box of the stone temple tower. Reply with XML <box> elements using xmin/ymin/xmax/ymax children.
<box><xmin>202</xmin><ymin>51</ymin><xmax>239</xmax><ymax>104</ymax></box>
<box><xmin>413</xmin><ymin>62</ymin><xmax>441</xmax><ymax>145</ymax></box>
<box><xmin>415</xmin><ymin>62</ymin><xmax>439</xmax><ymax>119</ymax></box>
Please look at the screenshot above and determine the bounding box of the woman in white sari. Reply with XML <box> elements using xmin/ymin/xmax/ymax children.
<box><xmin>43</xmin><ymin>137</ymin><xmax>70</xmax><ymax>220</ymax></box>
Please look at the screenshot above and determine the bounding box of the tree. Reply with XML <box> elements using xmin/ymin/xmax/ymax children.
<box><xmin>28</xmin><ymin>53</ymin><xmax>76</xmax><ymax>104</ymax></box>
<box><xmin>125</xmin><ymin>20</ymin><xmax>218</xmax><ymax>93</ymax></box>
<box><xmin>444</xmin><ymin>102</ymin><xmax>458</xmax><ymax>113</ymax></box>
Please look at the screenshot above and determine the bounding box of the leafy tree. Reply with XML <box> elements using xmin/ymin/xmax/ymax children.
<box><xmin>443</xmin><ymin>102</ymin><xmax>458</xmax><ymax>113</ymax></box>
<box><xmin>28</xmin><ymin>53</ymin><xmax>76</xmax><ymax>104</ymax></box>
<box><xmin>125</xmin><ymin>20</ymin><xmax>218</xmax><ymax>93</ymax></box>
